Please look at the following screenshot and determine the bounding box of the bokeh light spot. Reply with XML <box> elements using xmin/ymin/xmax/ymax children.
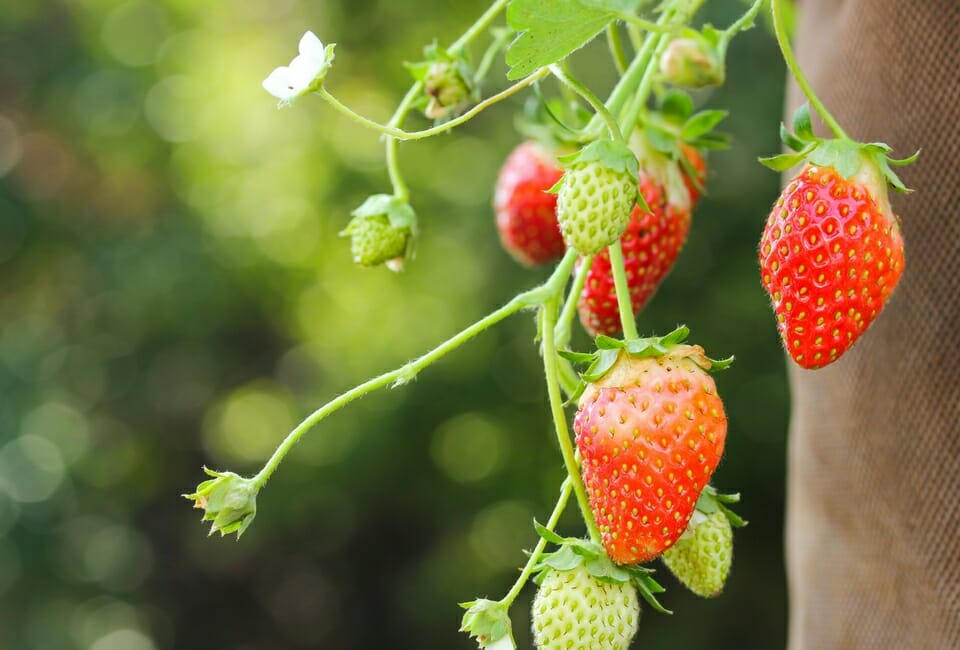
<box><xmin>203</xmin><ymin>382</ymin><xmax>295</xmax><ymax>465</ymax></box>
<box><xmin>0</xmin><ymin>435</ymin><xmax>65</xmax><ymax>503</ymax></box>
<box><xmin>430</xmin><ymin>412</ymin><xmax>507</xmax><ymax>483</ymax></box>
<box><xmin>101</xmin><ymin>0</ymin><xmax>171</xmax><ymax>67</ymax></box>
<box><xmin>468</xmin><ymin>500</ymin><xmax>535</xmax><ymax>569</ymax></box>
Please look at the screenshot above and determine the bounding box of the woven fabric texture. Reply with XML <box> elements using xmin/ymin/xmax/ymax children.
<box><xmin>785</xmin><ymin>1</ymin><xmax>960</xmax><ymax>648</ymax></box>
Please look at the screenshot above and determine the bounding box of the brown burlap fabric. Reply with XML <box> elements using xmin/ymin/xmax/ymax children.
<box><xmin>785</xmin><ymin>2</ymin><xmax>960</xmax><ymax>648</ymax></box>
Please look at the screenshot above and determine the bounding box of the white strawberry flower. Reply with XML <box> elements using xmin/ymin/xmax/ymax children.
<box><xmin>262</xmin><ymin>31</ymin><xmax>335</xmax><ymax>106</ymax></box>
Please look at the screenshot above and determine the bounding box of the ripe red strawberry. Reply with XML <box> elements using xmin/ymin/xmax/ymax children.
<box><xmin>573</xmin><ymin>342</ymin><xmax>728</xmax><ymax>565</ymax></box>
<box><xmin>577</xmin><ymin>133</ymin><xmax>693</xmax><ymax>337</ymax></box>
<box><xmin>759</xmin><ymin>164</ymin><xmax>905</xmax><ymax>369</ymax></box>
<box><xmin>494</xmin><ymin>141</ymin><xmax>565</xmax><ymax>266</ymax></box>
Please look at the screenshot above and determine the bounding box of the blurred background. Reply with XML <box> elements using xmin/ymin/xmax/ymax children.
<box><xmin>0</xmin><ymin>1</ymin><xmax>790</xmax><ymax>648</ymax></box>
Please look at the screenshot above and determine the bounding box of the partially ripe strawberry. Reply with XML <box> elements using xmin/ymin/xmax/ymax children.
<box><xmin>556</xmin><ymin>140</ymin><xmax>639</xmax><ymax>255</ymax></box>
<box><xmin>574</xmin><ymin>340</ymin><xmax>727</xmax><ymax>565</ymax></box>
<box><xmin>759</xmin><ymin>164</ymin><xmax>905</xmax><ymax>368</ymax></box>
<box><xmin>662</xmin><ymin>510</ymin><xmax>733</xmax><ymax>597</ymax></box>
<box><xmin>531</xmin><ymin>563</ymin><xmax>640</xmax><ymax>650</ymax></box>
<box><xmin>493</xmin><ymin>142</ymin><xmax>565</xmax><ymax>266</ymax></box>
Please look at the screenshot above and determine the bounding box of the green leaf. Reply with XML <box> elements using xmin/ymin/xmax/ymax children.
<box><xmin>658</xmin><ymin>90</ymin><xmax>694</xmax><ymax>122</ymax></box>
<box><xmin>680</xmin><ymin>110</ymin><xmax>727</xmax><ymax>141</ymax></box>
<box><xmin>644</xmin><ymin>124</ymin><xmax>678</xmax><ymax>155</ymax></box>
<box><xmin>791</xmin><ymin>103</ymin><xmax>813</xmax><ymax>140</ymax></box>
<box><xmin>505</xmin><ymin>0</ymin><xmax>616</xmax><ymax>80</ymax></box>
<box><xmin>579</xmin><ymin>0</ymin><xmax>646</xmax><ymax>9</ymax></box>
<box><xmin>659</xmin><ymin>325</ymin><xmax>690</xmax><ymax>346</ymax></box>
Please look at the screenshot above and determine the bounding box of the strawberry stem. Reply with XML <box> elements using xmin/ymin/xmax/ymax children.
<box><xmin>541</xmin><ymin>295</ymin><xmax>604</xmax><ymax>545</ymax></box>
<box><xmin>249</xmin><ymin>248</ymin><xmax>580</xmax><ymax>492</ymax></box>
<box><xmin>550</xmin><ymin>65</ymin><xmax>626</xmax><ymax>144</ymax></box>
<box><xmin>384</xmin><ymin>0</ymin><xmax>511</xmax><ymax>200</ymax></box>
<box><xmin>555</xmin><ymin>254</ymin><xmax>594</xmax><ymax>350</ymax></box>
<box><xmin>316</xmin><ymin>68</ymin><xmax>548</xmax><ymax>142</ymax></box>
<box><xmin>500</xmin><ymin>478</ymin><xmax>574</xmax><ymax>606</ymax></box>
<box><xmin>771</xmin><ymin>0</ymin><xmax>849</xmax><ymax>140</ymax></box>
<box><xmin>608</xmin><ymin>239</ymin><xmax>640</xmax><ymax>340</ymax></box>
<box><xmin>606</xmin><ymin>24</ymin><xmax>630</xmax><ymax>76</ymax></box>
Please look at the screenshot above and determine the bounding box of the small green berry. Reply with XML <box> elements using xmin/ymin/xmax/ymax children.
<box><xmin>662</xmin><ymin>510</ymin><xmax>733</xmax><ymax>597</ymax></box>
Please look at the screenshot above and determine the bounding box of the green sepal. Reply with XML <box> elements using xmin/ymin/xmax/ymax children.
<box><xmin>559</xmin><ymin>139</ymin><xmax>640</xmax><ymax>182</ymax></box>
<box><xmin>183</xmin><ymin>467</ymin><xmax>259</xmax><ymax>539</ymax></box>
<box><xmin>697</xmin><ymin>485</ymin><xmax>748</xmax><ymax>528</ymax></box>
<box><xmin>348</xmin><ymin>194</ymin><xmax>417</xmax><ymax>232</ymax></box>
<box><xmin>762</xmin><ymin>102</ymin><xmax>918</xmax><ymax>192</ymax></box>
<box><xmin>459</xmin><ymin>598</ymin><xmax>515</xmax><ymax>649</ymax></box>
<box><xmin>791</xmin><ymin>103</ymin><xmax>814</xmax><ymax>141</ymax></box>
<box><xmin>563</xmin><ymin>325</ymin><xmax>732</xmax><ymax>383</ymax></box>
<box><xmin>632</xmin><ymin>572</ymin><xmax>672</xmax><ymax>614</ymax></box>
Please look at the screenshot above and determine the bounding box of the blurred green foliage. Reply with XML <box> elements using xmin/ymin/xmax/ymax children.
<box><xmin>0</xmin><ymin>1</ymin><xmax>789</xmax><ymax>648</ymax></box>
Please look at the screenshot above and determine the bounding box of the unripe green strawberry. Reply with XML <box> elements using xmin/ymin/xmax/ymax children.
<box><xmin>340</xmin><ymin>194</ymin><xmax>417</xmax><ymax>270</ymax></box>
<box><xmin>662</xmin><ymin>510</ymin><xmax>733</xmax><ymax>597</ymax></box>
<box><xmin>531</xmin><ymin>564</ymin><xmax>640</xmax><ymax>650</ymax></box>
<box><xmin>556</xmin><ymin>140</ymin><xmax>639</xmax><ymax>255</ymax></box>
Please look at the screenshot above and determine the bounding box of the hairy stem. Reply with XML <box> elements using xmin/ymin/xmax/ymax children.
<box><xmin>384</xmin><ymin>0</ymin><xmax>511</xmax><ymax>199</ymax></box>
<box><xmin>606</xmin><ymin>24</ymin><xmax>629</xmax><ymax>75</ymax></box>
<box><xmin>501</xmin><ymin>478</ymin><xmax>573</xmax><ymax>605</ymax></box>
<box><xmin>541</xmin><ymin>297</ymin><xmax>603</xmax><ymax>544</ymax></box>
<box><xmin>550</xmin><ymin>65</ymin><xmax>625</xmax><ymax>144</ymax></box>
<box><xmin>608</xmin><ymin>240</ymin><xmax>640</xmax><ymax>340</ymax></box>
<box><xmin>252</xmin><ymin>248</ymin><xmax>579</xmax><ymax>489</ymax></box>
<box><xmin>771</xmin><ymin>0</ymin><xmax>848</xmax><ymax>139</ymax></box>
<box><xmin>555</xmin><ymin>254</ymin><xmax>593</xmax><ymax>350</ymax></box>
<box><xmin>318</xmin><ymin>69</ymin><xmax>548</xmax><ymax>142</ymax></box>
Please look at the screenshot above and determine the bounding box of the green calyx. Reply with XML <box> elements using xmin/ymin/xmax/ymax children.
<box><xmin>183</xmin><ymin>467</ymin><xmax>258</xmax><ymax>538</ymax></box>
<box><xmin>695</xmin><ymin>484</ymin><xmax>748</xmax><ymax>528</ymax></box>
<box><xmin>759</xmin><ymin>103</ymin><xmax>919</xmax><ymax>193</ymax></box>
<box><xmin>532</xmin><ymin>522</ymin><xmax>672</xmax><ymax>615</ymax></box>
<box><xmin>559</xmin><ymin>325</ymin><xmax>733</xmax><ymax>397</ymax></box>
<box><xmin>558</xmin><ymin>139</ymin><xmax>640</xmax><ymax>181</ymax></box>
<box><xmin>340</xmin><ymin>194</ymin><xmax>418</xmax><ymax>270</ymax></box>
<box><xmin>459</xmin><ymin>599</ymin><xmax>515</xmax><ymax>649</ymax></box>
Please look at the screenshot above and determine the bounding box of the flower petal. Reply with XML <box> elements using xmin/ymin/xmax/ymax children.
<box><xmin>262</xmin><ymin>66</ymin><xmax>300</xmax><ymax>101</ymax></box>
<box><xmin>287</xmin><ymin>54</ymin><xmax>322</xmax><ymax>90</ymax></box>
<box><xmin>298</xmin><ymin>30</ymin><xmax>325</xmax><ymax>63</ymax></box>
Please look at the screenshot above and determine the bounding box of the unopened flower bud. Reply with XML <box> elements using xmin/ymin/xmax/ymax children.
<box><xmin>423</xmin><ymin>61</ymin><xmax>473</xmax><ymax>120</ymax></box>
<box><xmin>659</xmin><ymin>37</ymin><xmax>725</xmax><ymax>89</ymax></box>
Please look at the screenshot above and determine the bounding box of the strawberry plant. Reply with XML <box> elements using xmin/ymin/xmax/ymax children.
<box><xmin>184</xmin><ymin>0</ymin><xmax>916</xmax><ymax>647</ymax></box>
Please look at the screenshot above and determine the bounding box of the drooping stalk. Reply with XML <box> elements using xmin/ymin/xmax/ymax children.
<box><xmin>541</xmin><ymin>296</ymin><xmax>603</xmax><ymax>544</ymax></box>
<box><xmin>253</xmin><ymin>248</ymin><xmax>579</xmax><ymax>489</ymax></box>
<box><xmin>608</xmin><ymin>239</ymin><xmax>640</xmax><ymax>340</ymax></box>
<box><xmin>771</xmin><ymin>0</ymin><xmax>848</xmax><ymax>139</ymax></box>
